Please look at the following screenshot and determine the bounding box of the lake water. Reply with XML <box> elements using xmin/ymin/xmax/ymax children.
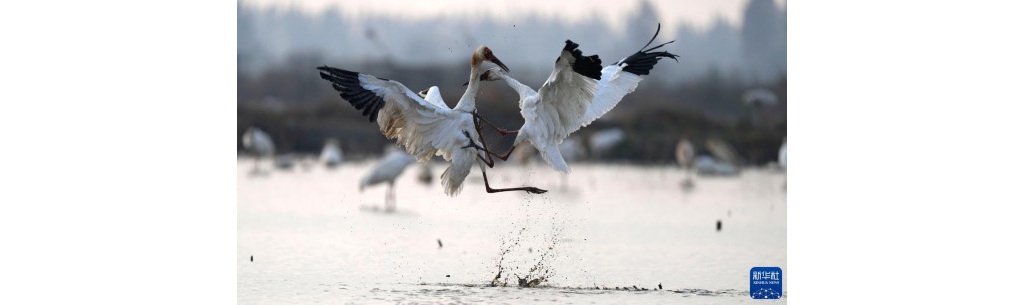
<box><xmin>238</xmin><ymin>158</ymin><xmax>787</xmax><ymax>304</ymax></box>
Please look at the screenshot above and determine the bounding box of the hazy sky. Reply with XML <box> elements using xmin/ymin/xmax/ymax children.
<box><xmin>241</xmin><ymin>0</ymin><xmax>787</xmax><ymax>31</ymax></box>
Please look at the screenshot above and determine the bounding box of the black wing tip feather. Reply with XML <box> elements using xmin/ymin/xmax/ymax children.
<box><xmin>315</xmin><ymin>65</ymin><xmax>386</xmax><ymax>123</ymax></box>
<box><xmin>563</xmin><ymin>40</ymin><xmax>579</xmax><ymax>52</ymax></box>
<box><xmin>316</xmin><ymin>65</ymin><xmax>356</xmax><ymax>76</ymax></box>
<box><xmin>562</xmin><ymin>40</ymin><xmax>603</xmax><ymax>80</ymax></box>
<box><xmin>618</xmin><ymin>24</ymin><xmax>680</xmax><ymax>76</ymax></box>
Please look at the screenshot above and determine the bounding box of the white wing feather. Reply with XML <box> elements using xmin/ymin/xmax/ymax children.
<box><xmin>318</xmin><ymin>67</ymin><xmax>480</xmax><ymax>196</ymax></box>
<box><xmin>353</xmin><ymin>74</ymin><xmax>471</xmax><ymax>163</ymax></box>
<box><xmin>359</xmin><ymin>76</ymin><xmax>481</xmax><ymax>196</ymax></box>
<box><xmin>574</xmin><ymin>65</ymin><xmax>644</xmax><ymax>131</ymax></box>
<box><xmin>535</xmin><ymin>50</ymin><xmax>600</xmax><ymax>141</ymax></box>
<box><xmin>487</xmin><ymin>27</ymin><xmax>676</xmax><ymax>174</ymax></box>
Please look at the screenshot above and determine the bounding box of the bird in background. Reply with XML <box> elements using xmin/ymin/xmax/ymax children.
<box><xmin>464</xmin><ymin>24</ymin><xmax>679</xmax><ymax>174</ymax></box>
<box><xmin>360</xmin><ymin>147</ymin><xmax>416</xmax><ymax>212</ymax></box>
<box><xmin>242</xmin><ymin>126</ymin><xmax>275</xmax><ymax>174</ymax></box>
<box><xmin>779</xmin><ymin>137</ymin><xmax>787</xmax><ymax>190</ymax></box>
<box><xmin>779</xmin><ymin>138</ymin><xmax>787</xmax><ymax>170</ymax></box>
<box><xmin>676</xmin><ymin>133</ymin><xmax>697</xmax><ymax>189</ymax></box>
<box><xmin>320</xmin><ymin>138</ymin><xmax>344</xmax><ymax>168</ymax></box>
<box><xmin>588</xmin><ymin>128</ymin><xmax>626</xmax><ymax>158</ymax></box>
<box><xmin>317</xmin><ymin>45</ymin><xmax>548</xmax><ymax>196</ymax></box>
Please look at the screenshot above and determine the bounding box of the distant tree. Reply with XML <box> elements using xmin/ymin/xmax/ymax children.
<box><xmin>622</xmin><ymin>0</ymin><xmax>662</xmax><ymax>56</ymax></box>
<box><xmin>741</xmin><ymin>0</ymin><xmax>786</xmax><ymax>82</ymax></box>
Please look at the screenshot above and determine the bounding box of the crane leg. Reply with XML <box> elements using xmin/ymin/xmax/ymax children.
<box><xmin>472</xmin><ymin>113</ymin><xmax>518</xmax><ymax>161</ymax></box>
<box><xmin>462</xmin><ymin>130</ymin><xmax>498</xmax><ymax>167</ymax></box>
<box><xmin>473</xmin><ymin>112</ymin><xmax>519</xmax><ymax>136</ymax></box>
<box><xmin>461</xmin><ymin>131</ymin><xmax>515</xmax><ymax>166</ymax></box>
<box><xmin>480</xmin><ymin>168</ymin><xmax>547</xmax><ymax>194</ymax></box>
<box><xmin>489</xmin><ymin>145</ymin><xmax>516</xmax><ymax>161</ymax></box>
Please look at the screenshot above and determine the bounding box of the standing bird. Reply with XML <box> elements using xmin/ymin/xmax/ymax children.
<box><xmin>705</xmin><ymin>138</ymin><xmax>741</xmax><ymax>168</ymax></box>
<box><xmin>361</xmin><ymin>148</ymin><xmax>416</xmax><ymax>212</ymax></box>
<box><xmin>676</xmin><ymin>136</ymin><xmax>696</xmax><ymax>189</ymax></box>
<box><xmin>779</xmin><ymin>138</ymin><xmax>787</xmax><ymax>170</ymax></box>
<box><xmin>320</xmin><ymin>138</ymin><xmax>344</xmax><ymax>168</ymax></box>
<box><xmin>466</xmin><ymin>24</ymin><xmax>678</xmax><ymax>174</ymax></box>
<box><xmin>741</xmin><ymin>88</ymin><xmax>779</xmax><ymax>107</ymax></box>
<box><xmin>588</xmin><ymin>128</ymin><xmax>626</xmax><ymax>158</ymax></box>
<box><xmin>317</xmin><ymin>45</ymin><xmax>546</xmax><ymax>196</ymax></box>
<box><xmin>779</xmin><ymin>138</ymin><xmax>787</xmax><ymax>190</ymax></box>
<box><xmin>242</xmin><ymin>127</ymin><xmax>275</xmax><ymax>173</ymax></box>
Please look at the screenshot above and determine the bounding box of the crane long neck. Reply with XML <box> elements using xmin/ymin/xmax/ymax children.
<box><xmin>497</xmin><ymin>73</ymin><xmax>536</xmax><ymax>99</ymax></box>
<box><xmin>454</xmin><ymin>63</ymin><xmax>482</xmax><ymax>112</ymax></box>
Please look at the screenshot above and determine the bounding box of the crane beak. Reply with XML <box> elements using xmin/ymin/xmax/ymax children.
<box><xmin>463</xmin><ymin>54</ymin><xmax>509</xmax><ymax>86</ymax></box>
<box><xmin>486</xmin><ymin>54</ymin><xmax>510</xmax><ymax>73</ymax></box>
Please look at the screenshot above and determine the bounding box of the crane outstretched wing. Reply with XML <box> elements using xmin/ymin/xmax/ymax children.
<box><xmin>573</xmin><ymin>26</ymin><xmax>679</xmax><ymax>133</ymax></box>
<box><xmin>535</xmin><ymin>40</ymin><xmax>603</xmax><ymax>141</ymax></box>
<box><xmin>317</xmin><ymin>66</ymin><xmax>467</xmax><ymax>162</ymax></box>
<box><xmin>534</xmin><ymin>27</ymin><xmax>679</xmax><ymax>141</ymax></box>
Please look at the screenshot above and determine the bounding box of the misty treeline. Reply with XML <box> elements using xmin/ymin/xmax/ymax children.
<box><xmin>238</xmin><ymin>0</ymin><xmax>786</xmax><ymax>165</ymax></box>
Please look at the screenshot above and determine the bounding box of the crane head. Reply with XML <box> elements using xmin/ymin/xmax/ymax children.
<box><xmin>463</xmin><ymin>66</ymin><xmax>509</xmax><ymax>86</ymax></box>
<box><xmin>479</xmin><ymin>67</ymin><xmax>505</xmax><ymax>82</ymax></box>
<box><xmin>472</xmin><ymin>45</ymin><xmax>509</xmax><ymax>73</ymax></box>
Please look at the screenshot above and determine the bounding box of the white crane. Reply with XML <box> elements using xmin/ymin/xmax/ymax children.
<box><xmin>742</xmin><ymin>88</ymin><xmax>779</xmax><ymax>107</ymax></box>
<box><xmin>416</xmin><ymin>86</ymin><xmax>447</xmax><ymax>109</ymax></box>
<box><xmin>465</xmin><ymin>24</ymin><xmax>678</xmax><ymax>174</ymax></box>
<box><xmin>779</xmin><ymin>138</ymin><xmax>787</xmax><ymax>190</ymax></box>
<box><xmin>779</xmin><ymin>138</ymin><xmax>787</xmax><ymax>170</ymax></box>
<box><xmin>676</xmin><ymin>136</ymin><xmax>697</xmax><ymax>188</ymax></box>
<box><xmin>320</xmin><ymin>138</ymin><xmax>344</xmax><ymax>168</ymax></box>
<box><xmin>694</xmin><ymin>155</ymin><xmax>739</xmax><ymax>176</ymax></box>
<box><xmin>317</xmin><ymin>45</ymin><xmax>547</xmax><ymax>196</ymax></box>
<box><xmin>360</xmin><ymin>148</ymin><xmax>416</xmax><ymax>212</ymax></box>
<box><xmin>588</xmin><ymin>128</ymin><xmax>625</xmax><ymax>158</ymax></box>
<box><xmin>242</xmin><ymin>126</ymin><xmax>275</xmax><ymax>173</ymax></box>
<box><xmin>676</xmin><ymin>138</ymin><xmax>696</xmax><ymax>168</ymax></box>
<box><xmin>705</xmin><ymin>138</ymin><xmax>741</xmax><ymax>167</ymax></box>
<box><xmin>699</xmin><ymin>138</ymin><xmax>741</xmax><ymax>176</ymax></box>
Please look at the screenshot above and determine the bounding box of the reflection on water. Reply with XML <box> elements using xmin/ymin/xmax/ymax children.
<box><xmin>238</xmin><ymin>158</ymin><xmax>786</xmax><ymax>304</ymax></box>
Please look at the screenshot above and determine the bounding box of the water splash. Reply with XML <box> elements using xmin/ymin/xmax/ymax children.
<box><xmin>490</xmin><ymin>199</ymin><xmax>565</xmax><ymax>288</ymax></box>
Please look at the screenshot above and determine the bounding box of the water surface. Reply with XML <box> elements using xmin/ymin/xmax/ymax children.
<box><xmin>238</xmin><ymin>159</ymin><xmax>787</xmax><ymax>304</ymax></box>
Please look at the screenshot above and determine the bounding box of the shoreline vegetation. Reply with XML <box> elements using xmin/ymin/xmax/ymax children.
<box><xmin>239</xmin><ymin>60</ymin><xmax>785</xmax><ymax>165</ymax></box>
